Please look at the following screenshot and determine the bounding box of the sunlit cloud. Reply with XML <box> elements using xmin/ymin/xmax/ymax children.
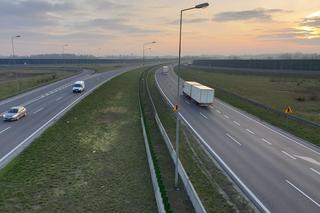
<box><xmin>213</xmin><ymin>8</ymin><xmax>291</xmax><ymax>22</ymax></box>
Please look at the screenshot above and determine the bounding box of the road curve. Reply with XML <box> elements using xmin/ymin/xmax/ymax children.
<box><xmin>0</xmin><ymin>65</ymin><xmax>137</xmax><ymax>168</ymax></box>
<box><xmin>155</xmin><ymin>66</ymin><xmax>320</xmax><ymax>213</ymax></box>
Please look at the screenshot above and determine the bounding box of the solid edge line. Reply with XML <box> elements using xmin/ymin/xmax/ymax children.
<box><xmin>286</xmin><ymin>179</ymin><xmax>320</xmax><ymax>208</ymax></box>
<box><xmin>155</xmin><ymin>70</ymin><xmax>270</xmax><ymax>213</ymax></box>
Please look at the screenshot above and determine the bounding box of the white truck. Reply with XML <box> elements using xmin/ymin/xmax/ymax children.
<box><xmin>72</xmin><ymin>81</ymin><xmax>85</xmax><ymax>93</ymax></box>
<box><xmin>162</xmin><ymin>66</ymin><xmax>169</xmax><ymax>75</ymax></box>
<box><xmin>183</xmin><ymin>81</ymin><xmax>214</xmax><ymax>106</ymax></box>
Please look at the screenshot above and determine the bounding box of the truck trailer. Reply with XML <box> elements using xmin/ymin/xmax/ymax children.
<box><xmin>162</xmin><ymin>66</ymin><xmax>169</xmax><ymax>75</ymax></box>
<box><xmin>183</xmin><ymin>81</ymin><xmax>214</xmax><ymax>106</ymax></box>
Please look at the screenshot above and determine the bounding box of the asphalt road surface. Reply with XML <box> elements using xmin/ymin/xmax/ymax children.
<box><xmin>0</xmin><ymin>65</ymin><xmax>137</xmax><ymax>168</ymax></box>
<box><xmin>155</xmin><ymin>66</ymin><xmax>320</xmax><ymax>213</ymax></box>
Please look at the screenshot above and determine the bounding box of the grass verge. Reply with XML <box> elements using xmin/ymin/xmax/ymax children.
<box><xmin>0</xmin><ymin>68</ymin><xmax>78</xmax><ymax>100</ymax></box>
<box><xmin>147</xmin><ymin>69</ymin><xmax>254</xmax><ymax>212</ymax></box>
<box><xmin>140</xmin><ymin>67</ymin><xmax>194</xmax><ymax>212</ymax></box>
<box><xmin>0</xmin><ymin>68</ymin><xmax>157</xmax><ymax>212</ymax></box>
<box><xmin>84</xmin><ymin>64</ymin><xmax>129</xmax><ymax>73</ymax></box>
<box><xmin>177</xmin><ymin>66</ymin><xmax>320</xmax><ymax>146</ymax></box>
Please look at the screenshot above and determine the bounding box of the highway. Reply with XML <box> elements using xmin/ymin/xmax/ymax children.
<box><xmin>0</xmin><ymin>65</ymin><xmax>137</xmax><ymax>168</ymax></box>
<box><xmin>155</xmin><ymin>67</ymin><xmax>320</xmax><ymax>213</ymax></box>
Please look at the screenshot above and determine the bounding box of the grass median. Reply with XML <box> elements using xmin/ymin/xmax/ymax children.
<box><xmin>0</xmin><ymin>68</ymin><xmax>157</xmax><ymax>212</ymax></box>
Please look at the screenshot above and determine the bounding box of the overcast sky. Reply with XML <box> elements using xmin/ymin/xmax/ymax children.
<box><xmin>1</xmin><ymin>0</ymin><xmax>320</xmax><ymax>56</ymax></box>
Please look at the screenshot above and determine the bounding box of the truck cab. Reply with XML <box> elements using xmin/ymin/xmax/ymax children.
<box><xmin>72</xmin><ymin>81</ymin><xmax>85</xmax><ymax>93</ymax></box>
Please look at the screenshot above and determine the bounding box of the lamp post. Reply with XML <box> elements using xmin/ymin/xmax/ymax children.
<box><xmin>142</xmin><ymin>41</ymin><xmax>156</xmax><ymax>67</ymax></box>
<box><xmin>11</xmin><ymin>35</ymin><xmax>21</xmax><ymax>91</ymax></box>
<box><xmin>174</xmin><ymin>2</ymin><xmax>209</xmax><ymax>189</ymax></box>
<box><xmin>62</xmin><ymin>44</ymin><xmax>68</xmax><ymax>66</ymax></box>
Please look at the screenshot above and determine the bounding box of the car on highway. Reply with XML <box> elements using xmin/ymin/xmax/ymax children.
<box><xmin>72</xmin><ymin>81</ymin><xmax>85</xmax><ymax>93</ymax></box>
<box><xmin>2</xmin><ymin>106</ymin><xmax>27</xmax><ymax>121</ymax></box>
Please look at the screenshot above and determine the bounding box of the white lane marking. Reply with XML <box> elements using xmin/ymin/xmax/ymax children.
<box><xmin>209</xmin><ymin>106</ymin><xmax>214</xmax><ymax>109</ymax></box>
<box><xmin>261</xmin><ymin>138</ymin><xmax>272</xmax><ymax>145</ymax></box>
<box><xmin>55</xmin><ymin>96</ymin><xmax>63</xmax><ymax>101</ymax></box>
<box><xmin>0</xmin><ymin>127</ymin><xmax>11</xmax><ymax>134</ymax></box>
<box><xmin>310</xmin><ymin>168</ymin><xmax>320</xmax><ymax>176</ymax></box>
<box><xmin>246</xmin><ymin>129</ymin><xmax>255</xmax><ymax>135</ymax></box>
<box><xmin>200</xmin><ymin>112</ymin><xmax>208</xmax><ymax>119</ymax></box>
<box><xmin>155</xmin><ymin>72</ymin><xmax>270</xmax><ymax>213</ymax></box>
<box><xmin>233</xmin><ymin>121</ymin><xmax>241</xmax><ymax>126</ymax></box>
<box><xmin>223</xmin><ymin>114</ymin><xmax>230</xmax><ymax>119</ymax></box>
<box><xmin>216</xmin><ymin>110</ymin><xmax>221</xmax><ymax>114</ymax></box>
<box><xmin>286</xmin><ymin>179</ymin><xmax>320</xmax><ymax>208</ymax></box>
<box><xmin>294</xmin><ymin>155</ymin><xmax>320</xmax><ymax>166</ymax></box>
<box><xmin>281</xmin><ymin>151</ymin><xmax>297</xmax><ymax>160</ymax></box>
<box><xmin>226</xmin><ymin>133</ymin><xmax>242</xmax><ymax>146</ymax></box>
<box><xmin>216</xmin><ymin>100</ymin><xmax>320</xmax><ymax>156</ymax></box>
<box><xmin>33</xmin><ymin>107</ymin><xmax>44</xmax><ymax>114</ymax></box>
<box><xmin>185</xmin><ymin>100</ymin><xmax>190</xmax><ymax>104</ymax></box>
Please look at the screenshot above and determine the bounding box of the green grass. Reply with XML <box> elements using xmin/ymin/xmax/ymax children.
<box><xmin>147</xmin><ymin>69</ymin><xmax>253</xmax><ymax>212</ymax></box>
<box><xmin>0</xmin><ymin>67</ymin><xmax>78</xmax><ymax>100</ymax></box>
<box><xmin>0</xmin><ymin>68</ymin><xmax>157</xmax><ymax>212</ymax></box>
<box><xmin>141</xmin><ymin>68</ymin><xmax>194</xmax><ymax>212</ymax></box>
<box><xmin>178</xmin><ymin>66</ymin><xmax>320</xmax><ymax>146</ymax></box>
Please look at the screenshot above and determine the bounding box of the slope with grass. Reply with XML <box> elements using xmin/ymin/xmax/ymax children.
<box><xmin>0</xmin><ymin>68</ymin><xmax>156</xmax><ymax>212</ymax></box>
<box><xmin>0</xmin><ymin>66</ymin><xmax>79</xmax><ymax>100</ymax></box>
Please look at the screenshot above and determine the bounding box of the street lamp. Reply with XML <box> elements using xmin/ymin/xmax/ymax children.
<box><xmin>11</xmin><ymin>35</ymin><xmax>21</xmax><ymax>91</ymax></box>
<box><xmin>174</xmin><ymin>2</ymin><xmax>209</xmax><ymax>189</ymax></box>
<box><xmin>142</xmin><ymin>41</ymin><xmax>156</xmax><ymax>67</ymax></box>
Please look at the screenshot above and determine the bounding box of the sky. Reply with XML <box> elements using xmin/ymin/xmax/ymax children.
<box><xmin>1</xmin><ymin>0</ymin><xmax>320</xmax><ymax>56</ymax></box>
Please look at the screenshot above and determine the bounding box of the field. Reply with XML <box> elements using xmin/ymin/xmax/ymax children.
<box><xmin>0</xmin><ymin>66</ymin><xmax>79</xmax><ymax>100</ymax></box>
<box><xmin>0</xmin><ymin>68</ymin><xmax>157</xmax><ymax>212</ymax></box>
<box><xmin>83</xmin><ymin>63</ymin><xmax>130</xmax><ymax>73</ymax></box>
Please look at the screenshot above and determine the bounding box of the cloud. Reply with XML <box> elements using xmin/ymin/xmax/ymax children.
<box><xmin>213</xmin><ymin>8</ymin><xmax>289</xmax><ymax>22</ymax></box>
<box><xmin>258</xmin><ymin>11</ymin><xmax>320</xmax><ymax>44</ymax></box>
<box><xmin>77</xmin><ymin>18</ymin><xmax>160</xmax><ymax>34</ymax></box>
<box><xmin>302</xmin><ymin>17</ymin><xmax>320</xmax><ymax>28</ymax></box>
<box><xmin>0</xmin><ymin>0</ymin><xmax>75</xmax><ymax>28</ymax></box>
<box><xmin>167</xmin><ymin>18</ymin><xmax>209</xmax><ymax>25</ymax></box>
<box><xmin>83</xmin><ymin>0</ymin><xmax>133</xmax><ymax>10</ymax></box>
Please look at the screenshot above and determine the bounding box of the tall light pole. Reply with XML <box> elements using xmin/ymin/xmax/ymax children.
<box><xmin>11</xmin><ymin>35</ymin><xmax>21</xmax><ymax>91</ymax></box>
<box><xmin>175</xmin><ymin>2</ymin><xmax>209</xmax><ymax>188</ymax></box>
<box><xmin>62</xmin><ymin>44</ymin><xmax>68</xmax><ymax>66</ymax></box>
<box><xmin>142</xmin><ymin>41</ymin><xmax>156</xmax><ymax>67</ymax></box>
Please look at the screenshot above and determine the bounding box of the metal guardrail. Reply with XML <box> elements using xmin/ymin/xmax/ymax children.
<box><xmin>138</xmin><ymin>69</ymin><xmax>166</xmax><ymax>213</ymax></box>
<box><xmin>145</xmin><ymin>68</ymin><xmax>206</xmax><ymax>213</ymax></box>
<box><xmin>140</xmin><ymin>115</ymin><xmax>166</xmax><ymax>213</ymax></box>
